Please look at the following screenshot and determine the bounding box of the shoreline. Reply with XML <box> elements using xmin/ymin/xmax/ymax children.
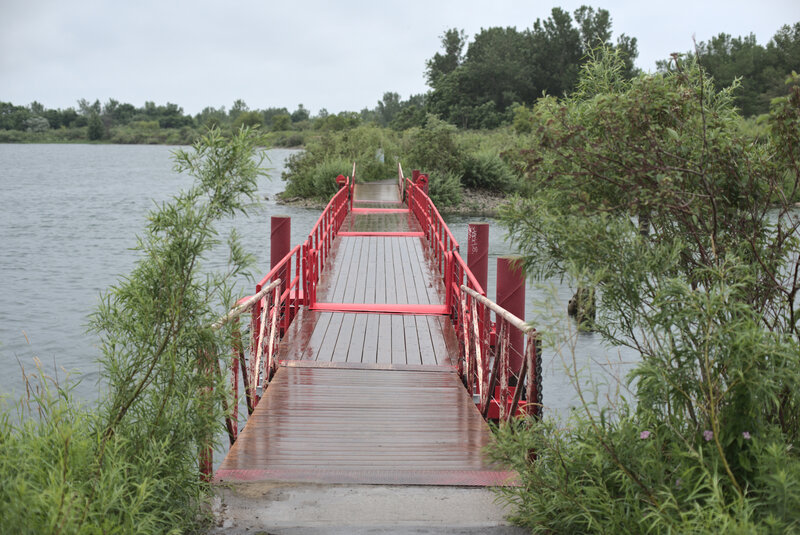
<box><xmin>275</xmin><ymin>187</ymin><xmax>509</xmax><ymax>218</ymax></box>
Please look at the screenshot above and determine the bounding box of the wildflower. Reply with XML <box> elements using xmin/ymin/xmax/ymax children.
<box><xmin>742</xmin><ymin>431</ymin><xmax>751</xmax><ymax>440</ymax></box>
<box><xmin>703</xmin><ymin>430</ymin><xmax>713</xmax><ymax>442</ymax></box>
<box><xmin>639</xmin><ymin>430</ymin><xmax>651</xmax><ymax>440</ymax></box>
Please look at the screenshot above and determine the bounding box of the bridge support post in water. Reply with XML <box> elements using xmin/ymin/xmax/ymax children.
<box><xmin>496</xmin><ymin>256</ymin><xmax>525</xmax><ymax>385</ymax></box>
<box><xmin>467</xmin><ymin>222</ymin><xmax>489</xmax><ymax>292</ymax></box>
<box><xmin>271</xmin><ymin>215</ymin><xmax>291</xmax><ymax>302</ymax></box>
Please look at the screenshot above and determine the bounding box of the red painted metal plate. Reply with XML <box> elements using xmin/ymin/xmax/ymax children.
<box><xmin>311</xmin><ymin>302</ymin><xmax>448</xmax><ymax>315</ymax></box>
<box><xmin>338</xmin><ymin>231</ymin><xmax>424</xmax><ymax>237</ymax></box>
<box><xmin>352</xmin><ymin>208</ymin><xmax>409</xmax><ymax>214</ymax></box>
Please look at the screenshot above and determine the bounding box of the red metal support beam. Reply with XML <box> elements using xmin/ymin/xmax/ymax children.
<box><xmin>338</xmin><ymin>231</ymin><xmax>424</xmax><ymax>237</ymax></box>
<box><xmin>311</xmin><ymin>302</ymin><xmax>448</xmax><ymax>315</ymax></box>
<box><xmin>351</xmin><ymin>208</ymin><xmax>409</xmax><ymax>214</ymax></box>
<box><xmin>496</xmin><ymin>256</ymin><xmax>526</xmax><ymax>384</ymax></box>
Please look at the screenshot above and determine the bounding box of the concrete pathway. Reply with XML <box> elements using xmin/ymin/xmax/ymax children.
<box><xmin>209</xmin><ymin>481</ymin><xmax>527</xmax><ymax>534</ymax></box>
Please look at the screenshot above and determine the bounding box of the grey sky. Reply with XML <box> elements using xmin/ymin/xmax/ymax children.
<box><xmin>2</xmin><ymin>0</ymin><xmax>799</xmax><ymax>116</ymax></box>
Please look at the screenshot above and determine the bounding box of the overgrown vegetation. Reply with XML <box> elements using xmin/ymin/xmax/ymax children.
<box><xmin>0</xmin><ymin>127</ymin><xmax>265</xmax><ymax>533</ymax></box>
<box><xmin>493</xmin><ymin>49</ymin><xmax>800</xmax><ymax>532</ymax></box>
<box><xmin>280</xmin><ymin>117</ymin><xmax>528</xmax><ymax>207</ymax></box>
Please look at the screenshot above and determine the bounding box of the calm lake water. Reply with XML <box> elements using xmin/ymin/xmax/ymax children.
<box><xmin>0</xmin><ymin>144</ymin><xmax>635</xmax><ymax>417</ymax></box>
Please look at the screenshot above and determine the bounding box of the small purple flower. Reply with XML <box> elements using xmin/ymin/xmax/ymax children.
<box><xmin>703</xmin><ymin>430</ymin><xmax>714</xmax><ymax>442</ymax></box>
<box><xmin>639</xmin><ymin>430</ymin><xmax>651</xmax><ymax>440</ymax></box>
<box><xmin>742</xmin><ymin>431</ymin><xmax>751</xmax><ymax>440</ymax></box>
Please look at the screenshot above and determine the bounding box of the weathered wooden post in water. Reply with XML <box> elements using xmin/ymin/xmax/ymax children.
<box><xmin>496</xmin><ymin>256</ymin><xmax>525</xmax><ymax>384</ymax></box>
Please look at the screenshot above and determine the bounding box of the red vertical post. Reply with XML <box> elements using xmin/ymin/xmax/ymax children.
<box><xmin>271</xmin><ymin>215</ymin><xmax>291</xmax><ymax>298</ymax></box>
<box><xmin>467</xmin><ymin>222</ymin><xmax>489</xmax><ymax>293</ymax></box>
<box><xmin>496</xmin><ymin>256</ymin><xmax>525</xmax><ymax>384</ymax></box>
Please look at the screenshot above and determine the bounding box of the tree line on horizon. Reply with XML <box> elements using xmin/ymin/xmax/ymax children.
<box><xmin>1</xmin><ymin>7</ymin><xmax>798</xmax><ymax>143</ymax></box>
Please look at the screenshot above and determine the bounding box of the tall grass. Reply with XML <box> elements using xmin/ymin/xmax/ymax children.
<box><xmin>0</xmin><ymin>126</ymin><xmax>266</xmax><ymax>533</ymax></box>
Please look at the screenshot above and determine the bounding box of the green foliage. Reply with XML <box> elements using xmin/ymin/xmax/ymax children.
<box><xmin>283</xmin><ymin>124</ymin><xmax>400</xmax><ymax>199</ymax></box>
<box><xmin>495</xmin><ymin>50</ymin><xmax>800</xmax><ymax>532</ymax></box>
<box><xmin>461</xmin><ymin>150</ymin><xmax>517</xmax><ymax>191</ymax></box>
<box><xmin>271</xmin><ymin>114</ymin><xmax>291</xmax><ymax>132</ymax></box>
<box><xmin>233</xmin><ymin>110</ymin><xmax>264</xmax><ymax>130</ymax></box>
<box><xmin>400</xmin><ymin>116</ymin><xmax>465</xmax><ymax>206</ymax></box>
<box><xmin>426</xmin><ymin>6</ymin><xmax>638</xmax><ymax>128</ymax></box>
<box><xmin>667</xmin><ymin>22</ymin><xmax>800</xmax><ymax>116</ymax></box>
<box><xmin>87</xmin><ymin>113</ymin><xmax>105</xmax><ymax>140</ymax></box>
<box><xmin>283</xmin><ymin>156</ymin><xmax>354</xmax><ymax>198</ymax></box>
<box><xmin>0</xmin><ymin>127</ymin><xmax>267</xmax><ymax>532</ymax></box>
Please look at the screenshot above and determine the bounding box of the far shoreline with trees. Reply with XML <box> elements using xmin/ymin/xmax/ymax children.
<box><xmin>2</xmin><ymin>10</ymin><xmax>797</xmax><ymax>147</ymax></box>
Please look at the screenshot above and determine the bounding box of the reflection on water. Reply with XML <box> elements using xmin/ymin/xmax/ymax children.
<box><xmin>0</xmin><ymin>144</ymin><xmax>639</xmax><ymax>419</ymax></box>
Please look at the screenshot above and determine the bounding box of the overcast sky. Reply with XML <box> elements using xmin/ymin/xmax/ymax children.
<box><xmin>2</xmin><ymin>0</ymin><xmax>799</xmax><ymax>116</ymax></box>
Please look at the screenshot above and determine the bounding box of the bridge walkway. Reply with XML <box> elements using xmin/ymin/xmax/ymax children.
<box><xmin>215</xmin><ymin>179</ymin><xmax>514</xmax><ymax>486</ymax></box>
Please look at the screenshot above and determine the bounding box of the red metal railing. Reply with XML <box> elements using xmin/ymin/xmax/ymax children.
<box><xmin>457</xmin><ymin>285</ymin><xmax>542</xmax><ymax>421</ymax></box>
<box><xmin>406</xmin><ymin>176</ymin><xmax>459</xmax><ymax>281</ymax></box>
<box><xmin>400</xmin><ymin>165</ymin><xmax>542</xmax><ymax>421</ymax></box>
<box><xmin>303</xmin><ymin>175</ymin><xmax>352</xmax><ymax>307</ymax></box>
<box><xmin>206</xmin><ymin>166</ymin><xmax>541</xmax><ymax>480</ymax></box>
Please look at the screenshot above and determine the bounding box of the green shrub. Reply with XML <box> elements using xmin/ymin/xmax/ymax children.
<box><xmin>495</xmin><ymin>51</ymin><xmax>800</xmax><ymax>533</ymax></box>
<box><xmin>0</xmin><ymin>127</ymin><xmax>267</xmax><ymax>533</ymax></box>
<box><xmin>283</xmin><ymin>156</ymin><xmax>353</xmax><ymax>198</ymax></box>
<box><xmin>461</xmin><ymin>150</ymin><xmax>517</xmax><ymax>191</ymax></box>
<box><xmin>426</xmin><ymin>170</ymin><xmax>462</xmax><ymax>207</ymax></box>
<box><xmin>282</xmin><ymin>125</ymin><xmax>400</xmax><ymax>198</ymax></box>
<box><xmin>401</xmin><ymin>115</ymin><xmax>465</xmax><ymax>178</ymax></box>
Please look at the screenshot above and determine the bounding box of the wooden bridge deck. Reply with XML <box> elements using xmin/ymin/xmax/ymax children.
<box><xmin>215</xmin><ymin>180</ymin><xmax>513</xmax><ymax>486</ymax></box>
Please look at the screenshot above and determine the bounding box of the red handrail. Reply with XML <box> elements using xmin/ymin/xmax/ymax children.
<box><xmin>302</xmin><ymin>175</ymin><xmax>351</xmax><ymax>307</ymax></box>
<box><xmin>458</xmin><ymin>285</ymin><xmax>542</xmax><ymax>421</ymax></box>
<box><xmin>398</xmin><ymin>165</ymin><xmax>542</xmax><ymax>421</ymax></box>
<box><xmin>405</xmin><ymin>177</ymin><xmax>460</xmax><ymax>301</ymax></box>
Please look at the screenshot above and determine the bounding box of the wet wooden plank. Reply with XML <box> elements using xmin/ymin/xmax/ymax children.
<box><xmin>362</xmin><ymin>314</ymin><xmax>380</xmax><ymax>362</ymax></box>
<box><xmin>391</xmin><ymin>314</ymin><xmax>405</xmax><ymax>364</ymax></box>
<box><xmin>330</xmin><ymin>312</ymin><xmax>357</xmax><ymax>362</ymax></box>
<box><xmin>278</xmin><ymin>311</ymin><xmax>459</xmax><ymax>366</ymax></box>
<box><xmin>353</xmin><ymin>181</ymin><xmax>401</xmax><ymax>203</ymax></box>
<box><xmin>216</xmin><ymin>365</ymin><xmax>513</xmax><ymax>485</ymax></box>
<box><xmin>347</xmin><ymin>313</ymin><xmax>368</xmax><ymax>363</ymax></box>
<box><xmin>376</xmin><ymin>314</ymin><xmax>393</xmax><ymax>364</ymax></box>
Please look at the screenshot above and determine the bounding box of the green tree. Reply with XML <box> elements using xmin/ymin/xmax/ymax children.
<box><xmin>425</xmin><ymin>28</ymin><xmax>466</xmax><ymax>86</ymax></box>
<box><xmin>494</xmin><ymin>52</ymin><xmax>800</xmax><ymax>532</ymax></box>
<box><xmin>233</xmin><ymin>110</ymin><xmax>264</xmax><ymax>129</ymax></box>
<box><xmin>376</xmin><ymin>91</ymin><xmax>402</xmax><ymax>126</ymax></box>
<box><xmin>271</xmin><ymin>113</ymin><xmax>291</xmax><ymax>131</ymax></box>
<box><xmin>668</xmin><ymin>22</ymin><xmax>800</xmax><ymax>116</ymax></box>
<box><xmin>425</xmin><ymin>6</ymin><xmax>637</xmax><ymax>128</ymax></box>
<box><xmin>291</xmin><ymin>104</ymin><xmax>310</xmax><ymax>123</ymax></box>
<box><xmin>87</xmin><ymin>112</ymin><xmax>105</xmax><ymax>140</ymax></box>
